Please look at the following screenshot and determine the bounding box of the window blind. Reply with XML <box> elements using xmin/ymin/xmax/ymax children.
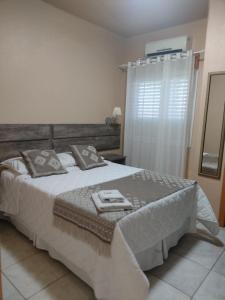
<box><xmin>137</xmin><ymin>81</ymin><xmax>161</xmax><ymax>118</ymax></box>
<box><xmin>137</xmin><ymin>78</ymin><xmax>189</xmax><ymax>120</ymax></box>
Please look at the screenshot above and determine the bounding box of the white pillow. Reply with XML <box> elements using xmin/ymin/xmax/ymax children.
<box><xmin>0</xmin><ymin>157</ymin><xmax>29</xmax><ymax>175</ymax></box>
<box><xmin>57</xmin><ymin>152</ymin><xmax>77</xmax><ymax>168</ymax></box>
<box><xmin>0</xmin><ymin>152</ymin><xmax>77</xmax><ymax>176</ymax></box>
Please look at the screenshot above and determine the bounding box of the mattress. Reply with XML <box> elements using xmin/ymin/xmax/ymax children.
<box><xmin>0</xmin><ymin>161</ymin><xmax>219</xmax><ymax>300</ymax></box>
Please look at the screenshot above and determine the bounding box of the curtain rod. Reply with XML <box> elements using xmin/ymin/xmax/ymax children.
<box><xmin>119</xmin><ymin>49</ymin><xmax>205</xmax><ymax>71</ymax></box>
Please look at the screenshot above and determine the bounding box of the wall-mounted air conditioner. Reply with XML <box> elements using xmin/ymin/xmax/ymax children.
<box><xmin>145</xmin><ymin>36</ymin><xmax>189</xmax><ymax>57</ymax></box>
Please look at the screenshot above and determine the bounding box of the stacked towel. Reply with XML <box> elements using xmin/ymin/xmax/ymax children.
<box><xmin>92</xmin><ymin>190</ymin><xmax>133</xmax><ymax>212</ymax></box>
<box><xmin>98</xmin><ymin>190</ymin><xmax>125</xmax><ymax>203</ymax></box>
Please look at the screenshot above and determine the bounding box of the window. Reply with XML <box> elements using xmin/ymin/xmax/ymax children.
<box><xmin>137</xmin><ymin>78</ymin><xmax>189</xmax><ymax>120</ymax></box>
<box><xmin>137</xmin><ymin>81</ymin><xmax>161</xmax><ymax>119</ymax></box>
<box><xmin>168</xmin><ymin>78</ymin><xmax>189</xmax><ymax>119</ymax></box>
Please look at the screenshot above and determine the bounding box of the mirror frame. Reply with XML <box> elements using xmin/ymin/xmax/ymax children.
<box><xmin>199</xmin><ymin>71</ymin><xmax>225</xmax><ymax>179</ymax></box>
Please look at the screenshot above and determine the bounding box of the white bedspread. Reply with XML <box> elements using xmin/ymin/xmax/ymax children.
<box><xmin>0</xmin><ymin>162</ymin><xmax>219</xmax><ymax>300</ymax></box>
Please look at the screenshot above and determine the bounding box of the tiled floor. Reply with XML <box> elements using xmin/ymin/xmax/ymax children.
<box><xmin>0</xmin><ymin>220</ymin><xmax>225</xmax><ymax>300</ymax></box>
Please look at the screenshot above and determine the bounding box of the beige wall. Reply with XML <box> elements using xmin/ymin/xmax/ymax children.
<box><xmin>0</xmin><ymin>0</ymin><xmax>125</xmax><ymax>124</ymax></box>
<box><xmin>188</xmin><ymin>0</ymin><xmax>225</xmax><ymax>218</ymax></box>
<box><xmin>1</xmin><ymin>0</ymin><xmax>224</xmax><ymax>216</ymax></box>
<box><xmin>125</xmin><ymin>19</ymin><xmax>207</xmax><ymax>61</ymax></box>
<box><xmin>124</xmin><ymin>18</ymin><xmax>224</xmax><ymax>218</ymax></box>
<box><xmin>123</xmin><ymin>20</ymin><xmax>208</xmax><ymax>161</ymax></box>
<box><xmin>124</xmin><ymin>14</ymin><xmax>225</xmax><ymax>218</ymax></box>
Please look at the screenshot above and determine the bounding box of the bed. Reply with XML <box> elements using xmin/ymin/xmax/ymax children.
<box><xmin>0</xmin><ymin>124</ymin><xmax>219</xmax><ymax>300</ymax></box>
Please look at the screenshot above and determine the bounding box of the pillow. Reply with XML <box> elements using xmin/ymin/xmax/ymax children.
<box><xmin>70</xmin><ymin>145</ymin><xmax>107</xmax><ymax>170</ymax></box>
<box><xmin>57</xmin><ymin>152</ymin><xmax>77</xmax><ymax>168</ymax></box>
<box><xmin>21</xmin><ymin>149</ymin><xmax>67</xmax><ymax>178</ymax></box>
<box><xmin>0</xmin><ymin>157</ymin><xmax>29</xmax><ymax>175</ymax></box>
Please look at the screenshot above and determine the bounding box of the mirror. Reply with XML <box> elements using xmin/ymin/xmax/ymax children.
<box><xmin>199</xmin><ymin>72</ymin><xmax>225</xmax><ymax>179</ymax></box>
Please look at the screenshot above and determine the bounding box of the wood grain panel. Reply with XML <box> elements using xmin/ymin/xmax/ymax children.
<box><xmin>0</xmin><ymin>124</ymin><xmax>51</xmax><ymax>142</ymax></box>
<box><xmin>0</xmin><ymin>140</ymin><xmax>52</xmax><ymax>161</ymax></box>
<box><xmin>0</xmin><ymin>124</ymin><xmax>121</xmax><ymax>162</ymax></box>
<box><xmin>53</xmin><ymin>136</ymin><xmax>120</xmax><ymax>153</ymax></box>
<box><xmin>53</xmin><ymin>124</ymin><xmax>120</xmax><ymax>138</ymax></box>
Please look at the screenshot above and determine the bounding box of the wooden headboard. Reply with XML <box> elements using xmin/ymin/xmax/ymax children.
<box><xmin>0</xmin><ymin>124</ymin><xmax>120</xmax><ymax>162</ymax></box>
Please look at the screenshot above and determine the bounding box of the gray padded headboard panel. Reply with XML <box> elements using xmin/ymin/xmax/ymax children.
<box><xmin>0</xmin><ymin>124</ymin><xmax>120</xmax><ymax>161</ymax></box>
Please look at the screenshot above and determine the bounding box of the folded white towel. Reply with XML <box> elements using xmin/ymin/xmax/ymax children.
<box><xmin>98</xmin><ymin>190</ymin><xmax>125</xmax><ymax>203</ymax></box>
<box><xmin>92</xmin><ymin>193</ymin><xmax>133</xmax><ymax>212</ymax></box>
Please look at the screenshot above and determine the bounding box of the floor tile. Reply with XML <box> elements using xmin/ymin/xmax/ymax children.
<box><xmin>150</xmin><ymin>253</ymin><xmax>209</xmax><ymax>297</ymax></box>
<box><xmin>0</xmin><ymin>221</ymin><xmax>28</xmax><ymax>244</ymax></box>
<box><xmin>2</xmin><ymin>221</ymin><xmax>225</xmax><ymax>300</ymax></box>
<box><xmin>146</xmin><ymin>275</ymin><xmax>190</xmax><ymax>300</ymax></box>
<box><xmin>172</xmin><ymin>234</ymin><xmax>224</xmax><ymax>268</ymax></box>
<box><xmin>29</xmin><ymin>273</ymin><xmax>96</xmax><ymax>300</ymax></box>
<box><xmin>3</xmin><ymin>252</ymin><xmax>68</xmax><ymax>299</ymax></box>
<box><xmin>212</xmin><ymin>250</ymin><xmax>225</xmax><ymax>276</ymax></box>
<box><xmin>217</xmin><ymin>228</ymin><xmax>225</xmax><ymax>246</ymax></box>
<box><xmin>0</xmin><ymin>222</ymin><xmax>38</xmax><ymax>270</ymax></box>
<box><xmin>2</xmin><ymin>274</ymin><xmax>25</xmax><ymax>300</ymax></box>
<box><xmin>192</xmin><ymin>224</ymin><xmax>225</xmax><ymax>247</ymax></box>
<box><xmin>193</xmin><ymin>271</ymin><xmax>225</xmax><ymax>300</ymax></box>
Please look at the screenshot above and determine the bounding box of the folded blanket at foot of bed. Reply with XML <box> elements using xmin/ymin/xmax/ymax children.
<box><xmin>53</xmin><ymin>170</ymin><xmax>196</xmax><ymax>243</ymax></box>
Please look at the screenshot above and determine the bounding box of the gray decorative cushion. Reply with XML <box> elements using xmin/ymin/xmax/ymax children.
<box><xmin>21</xmin><ymin>150</ymin><xmax>67</xmax><ymax>178</ymax></box>
<box><xmin>70</xmin><ymin>145</ymin><xmax>107</xmax><ymax>170</ymax></box>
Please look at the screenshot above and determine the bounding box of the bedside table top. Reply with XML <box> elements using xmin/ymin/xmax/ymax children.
<box><xmin>103</xmin><ymin>153</ymin><xmax>126</xmax><ymax>161</ymax></box>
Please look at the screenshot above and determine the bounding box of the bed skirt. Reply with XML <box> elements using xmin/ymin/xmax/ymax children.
<box><xmin>11</xmin><ymin>216</ymin><xmax>191</xmax><ymax>299</ymax></box>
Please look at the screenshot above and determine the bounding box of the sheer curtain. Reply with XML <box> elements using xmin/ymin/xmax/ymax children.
<box><xmin>124</xmin><ymin>52</ymin><xmax>195</xmax><ymax>177</ymax></box>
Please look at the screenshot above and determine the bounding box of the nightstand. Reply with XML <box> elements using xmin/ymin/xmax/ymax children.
<box><xmin>103</xmin><ymin>154</ymin><xmax>126</xmax><ymax>165</ymax></box>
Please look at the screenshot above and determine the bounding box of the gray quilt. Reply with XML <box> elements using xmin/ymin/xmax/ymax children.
<box><xmin>53</xmin><ymin>170</ymin><xmax>195</xmax><ymax>243</ymax></box>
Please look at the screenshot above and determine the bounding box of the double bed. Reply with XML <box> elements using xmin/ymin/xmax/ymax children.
<box><xmin>0</xmin><ymin>124</ymin><xmax>219</xmax><ymax>300</ymax></box>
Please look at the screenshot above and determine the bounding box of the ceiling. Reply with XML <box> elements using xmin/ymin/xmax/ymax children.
<box><xmin>44</xmin><ymin>0</ymin><xmax>209</xmax><ymax>37</ymax></box>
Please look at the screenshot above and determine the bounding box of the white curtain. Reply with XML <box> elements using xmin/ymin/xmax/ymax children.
<box><xmin>124</xmin><ymin>52</ymin><xmax>195</xmax><ymax>177</ymax></box>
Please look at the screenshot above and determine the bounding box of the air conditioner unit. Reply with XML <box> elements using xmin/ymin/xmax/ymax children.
<box><xmin>145</xmin><ymin>36</ymin><xmax>189</xmax><ymax>57</ymax></box>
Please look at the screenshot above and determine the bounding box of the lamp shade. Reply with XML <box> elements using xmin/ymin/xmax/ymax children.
<box><xmin>112</xmin><ymin>107</ymin><xmax>122</xmax><ymax>117</ymax></box>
